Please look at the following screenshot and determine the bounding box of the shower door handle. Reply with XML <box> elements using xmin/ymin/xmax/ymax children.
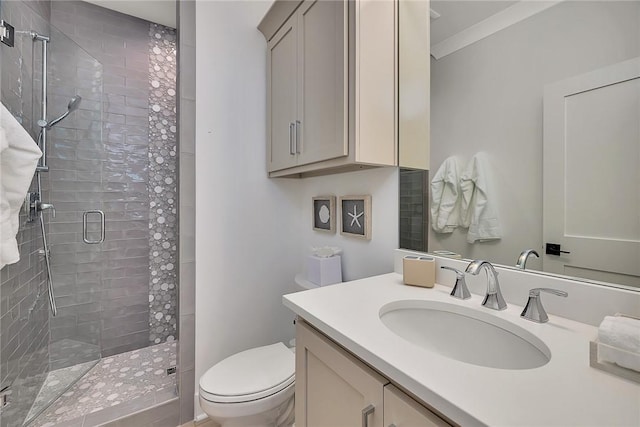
<box><xmin>83</xmin><ymin>210</ymin><xmax>105</xmax><ymax>244</ymax></box>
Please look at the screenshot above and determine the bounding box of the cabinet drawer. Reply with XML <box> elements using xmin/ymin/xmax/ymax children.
<box><xmin>296</xmin><ymin>320</ymin><xmax>387</xmax><ymax>427</ymax></box>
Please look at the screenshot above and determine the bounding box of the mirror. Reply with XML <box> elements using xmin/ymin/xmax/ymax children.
<box><xmin>402</xmin><ymin>0</ymin><xmax>640</xmax><ymax>290</ymax></box>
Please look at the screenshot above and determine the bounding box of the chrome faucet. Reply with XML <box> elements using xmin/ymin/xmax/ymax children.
<box><xmin>521</xmin><ymin>288</ymin><xmax>568</xmax><ymax>323</ymax></box>
<box><xmin>465</xmin><ymin>260</ymin><xmax>507</xmax><ymax>310</ymax></box>
<box><xmin>440</xmin><ymin>266</ymin><xmax>471</xmax><ymax>300</ymax></box>
<box><xmin>515</xmin><ymin>249</ymin><xmax>539</xmax><ymax>269</ymax></box>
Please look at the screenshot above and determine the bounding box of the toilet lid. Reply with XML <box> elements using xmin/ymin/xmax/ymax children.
<box><xmin>199</xmin><ymin>342</ymin><xmax>295</xmax><ymax>403</ymax></box>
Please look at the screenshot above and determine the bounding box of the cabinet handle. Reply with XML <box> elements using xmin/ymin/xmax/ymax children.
<box><xmin>362</xmin><ymin>404</ymin><xmax>375</xmax><ymax>427</ymax></box>
<box><xmin>295</xmin><ymin>120</ymin><xmax>301</xmax><ymax>154</ymax></box>
<box><xmin>289</xmin><ymin>122</ymin><xmax>295</xmax><ymax>155</ymax></box>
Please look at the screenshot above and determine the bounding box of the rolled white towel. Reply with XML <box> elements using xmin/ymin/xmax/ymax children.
<box><xmin>0</xmin><ymin>104</ymin><xmax>43</xmax><ymax>269</ymax></box>
<box><xmin>597</xmin><ymin>315</ymin><xmax>640</xmax><ymax>372</ymax></box>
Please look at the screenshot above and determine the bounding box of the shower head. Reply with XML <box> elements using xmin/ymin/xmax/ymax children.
<box><xmin>67</xmin><ymin>95</ymin><xmax>82</xmax><ymax>113</ymax></box>
<box><xmin>42</xmin><ymin>95</ymin><xmax>82</xmax><ymax>129</ymax></box>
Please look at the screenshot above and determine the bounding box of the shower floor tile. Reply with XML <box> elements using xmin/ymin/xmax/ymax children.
<box><xmin>30</xmin><ymin>342</ymin><xmax>177</xmax><ymax>427</ymax></box>
<box><xmin>26</xmin><ymin>360</ymin><xmax>97</xmax><ymax>424</ymax></box>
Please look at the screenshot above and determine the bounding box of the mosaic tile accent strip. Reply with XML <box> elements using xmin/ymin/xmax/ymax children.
<box><xmin>30</xmin><ymin>342</ymin><xmax>177</xmax><ymax>427</ymax></box>
<box><xmin>148</xmin><ymin>23</ymin><xmax>178</xmax><ymax>345</ymax></box>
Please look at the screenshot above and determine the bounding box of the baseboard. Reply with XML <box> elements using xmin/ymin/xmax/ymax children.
<box><xmin>179</xmin><ymin>416</ymin><xmax>213</xmax><ymax>427</ymax></box>
<box><xmin>194</xmin><ymin>417</ymin><xmax>216</xmax><ymax>427</ymax></box>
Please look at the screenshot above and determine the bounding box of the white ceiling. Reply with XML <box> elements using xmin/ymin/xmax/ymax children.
<box><xmin>431</xmin><ymin>1</ymin><xmax>517</xmax><ymax>45</ymax></box>
<box><xmin>82</xmin><ymin>0</ymin><xmax>176</xmax><ymax>28</ymax></box>
<box><xmin>81</xmin><ymin>1</ymin><xmax>542</xmax><ymax>53</ymax></box>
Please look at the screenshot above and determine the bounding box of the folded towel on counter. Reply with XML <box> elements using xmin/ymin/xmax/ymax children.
<box><xmin>459</xmin><ymin>153</ymin><xmax>502</xmax><ymax>243</ymax></box>
<box><xmin>0</xmin><ymin>103</ymin><xmax>42</xmax><ymax>269</ymax></box>
<box><xmin>598</xmin><ymin>315</ymin><xmax>640</xmax><ymax>372</ymax></box>
<box><xmin>430</xmin><ymin>156</ymin><xmax>461</xmax><ymax>233</ymax></box>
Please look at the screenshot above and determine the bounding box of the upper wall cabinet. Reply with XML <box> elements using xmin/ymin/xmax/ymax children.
<box><xmin>259</xmin><ymin>0</ymin><xmax>430</xmax><ymax>178</ymax></box>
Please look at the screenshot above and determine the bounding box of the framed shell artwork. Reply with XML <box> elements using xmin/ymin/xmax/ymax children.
<box><xmin>312</xmin><ymin>196</ymin><xmax>336</xmax><ymax>233</ymax></box>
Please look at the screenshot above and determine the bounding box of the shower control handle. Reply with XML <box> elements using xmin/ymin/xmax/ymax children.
<box><xmin>37</xmin><ymin>201</ymin><xmax>55</xmax><ymax>218</ymax></box>
<box><xmin>25</xmin><ymin>195</ymin><xmax>55</xmax><ymax>220</ymax></box>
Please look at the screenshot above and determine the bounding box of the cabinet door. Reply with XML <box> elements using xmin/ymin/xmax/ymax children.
<box><xmin>267</xmin><ymin>15</ymin><xmax>298</xmax><ymax>172</ymax></box>
<box><xmin>296</xmin><ymin>0</ymin><xmax>348</xmax><ymax>167</ymax></box>
<box><xmin>384</xmin><ymin>384</ymin><xmax>451</xmax><ymax>427</ymax></box>
<box><xmin>296</xmin><ymin>320</ymin><xmax>387</xmax><ymax>427</ymax></box>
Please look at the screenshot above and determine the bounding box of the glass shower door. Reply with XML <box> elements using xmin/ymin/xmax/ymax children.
<box><xmin>22</xmin><ymin>19</ymin><xmax>105</xmax><ymax>426</ymax></box>
<box><xmin>0</xmin><ymin>3</ymin><xmax>103</xmax><ymax>424</ymax></box>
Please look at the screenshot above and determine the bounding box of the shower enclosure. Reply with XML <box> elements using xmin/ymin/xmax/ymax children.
<box><xmin>1</xmin><ymin>4</ymin><xmax>104</xmax><ymax>424</ymax></box>
<box><xmin>1</xmin><ymin>1</ymin><xmax>177</xmax><ymax>425</ymax></box>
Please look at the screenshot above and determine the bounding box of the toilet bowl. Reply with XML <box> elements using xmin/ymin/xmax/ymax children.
<box><xmin>199</xmin><ymin>342</ymin><xmax>295</xmax><ymax>427</ymax></box>
<box><xmin>199</xmin><ymin>278</ymin><xmax>322</xmax><ymax>426</ymax></box>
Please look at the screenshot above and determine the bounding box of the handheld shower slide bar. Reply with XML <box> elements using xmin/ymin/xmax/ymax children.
<box><xmin>25</xmin><ymin>30</ymin><xmax>85</xmax><ymax>317</ymax></box>
<box><xmin>30</xmin><ymin>30</ymin><xmax>81</xmax><ymax>318</ymax></box>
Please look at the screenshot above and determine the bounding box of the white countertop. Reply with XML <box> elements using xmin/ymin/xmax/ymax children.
<box><xmin>283</xmin><ymin>273</ymin><xmax>640</xmax><ymax>427</ymax></box>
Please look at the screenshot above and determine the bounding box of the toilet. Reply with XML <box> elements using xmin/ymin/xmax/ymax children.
<box><xmin>199</xmin><ymin>342</ymin><xmax>295</xmax><ymax>427</ymax></box>
<box><xmin>199</xmin><ymin>277</ymin><xmax>321</xmax><ymax>426</ymax></box>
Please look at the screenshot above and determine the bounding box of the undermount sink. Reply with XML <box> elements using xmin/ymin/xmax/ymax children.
<box><xmin>380</xmin><ymin>300</ymin><xmax>551</xmax><ymax>370</ymax></box>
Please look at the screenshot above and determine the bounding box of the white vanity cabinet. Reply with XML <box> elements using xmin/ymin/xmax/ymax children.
<box><xmin>296</xmin><ymin>319</ymin><xmax>451</xmax><ymax>427</ymax></box>
<box><xmin>259</xmin><ymin>0</ymin><xmax>429</xmax><ymax>177</ymax></box>
<box><xmin>266</xmin><ymin>15</ymin><xmax>298</xmax><ymax>172</ymax></box>
<box><xmin>384</xmin><ymin>384</ymin><xmax>450</xmax><ymax>427</ymax></box>
<box><xmin>266</xmin><ymin>0</ymin><xmax>347</xmax><ymax>173</ymax></box>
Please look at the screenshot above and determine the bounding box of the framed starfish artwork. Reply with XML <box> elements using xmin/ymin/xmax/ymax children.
<box><xmin>340</xmin><ymin>195</ymin><xmax>371</xmax><ymax>240</ymax></box>
<box><xmin>312</xmin><ymin>196</ymin><xmax>336</xmax><ymax>233</ymax></box>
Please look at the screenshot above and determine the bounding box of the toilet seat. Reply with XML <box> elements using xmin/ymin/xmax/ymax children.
<box><xmin>200</xmin><ymin>342</ymin><xmax>295</xmax><ymax>404</ymax></box>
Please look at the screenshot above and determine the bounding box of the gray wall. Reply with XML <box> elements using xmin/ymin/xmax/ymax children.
<box><xmin>0</xmin><ymin>2</ymin><xmax>52</xmax><ymax>425</ymax></box>
<box><xmin>48</xmin><ymin>0</ymin><xmax>152</xmax><ymax>358</ymax></box>
<box><xmin>429</xmin><ymin>1</ymin><xmax>640</xmax><ymax>266</ymax></box>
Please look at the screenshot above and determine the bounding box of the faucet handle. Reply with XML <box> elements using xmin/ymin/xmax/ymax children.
<box><xmin>440</xmin><ymin>266</ymin><xmax>471</xmax><ymax>300</ymax></box>
<box><xmin>37</xmin><ymin>201</ymin><xmax>56</xmax><ymax>218</ymax></box>
<box><xmin>520</xmin><ymin>288</ymin><xmax>568</xmax><ymax>323</ymax></box>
